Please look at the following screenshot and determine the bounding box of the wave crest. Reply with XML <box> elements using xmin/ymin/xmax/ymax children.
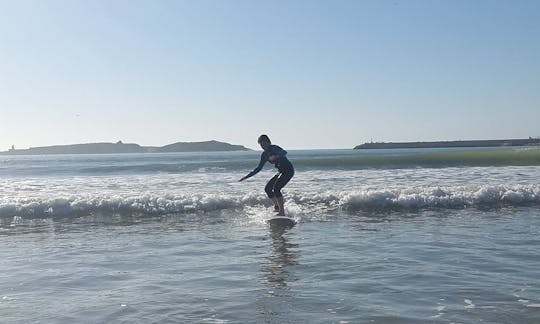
<box><xmin>1</xmin><ymin>185</ymin><xmax>539</xmax><ymax>220</ymax></box>
<box><xmin>336</xmin><ymin>185</ymin><xmax>540</xmax><ymax>210</ymax></box>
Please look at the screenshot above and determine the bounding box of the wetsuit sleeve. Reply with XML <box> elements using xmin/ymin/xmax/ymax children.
<box><xmin>242</xmin><ymin>152</ymin><xmax>267</xmax><ymax>180</ymax></box>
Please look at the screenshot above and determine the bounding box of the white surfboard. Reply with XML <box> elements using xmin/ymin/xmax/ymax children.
<box><xmin>266</xmin><ymin>216</ymin><xmax>296</xmax><ymax>227</ymax></box>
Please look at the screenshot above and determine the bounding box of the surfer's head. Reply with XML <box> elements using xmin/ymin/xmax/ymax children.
<box><xmin>258</xmin><ymin>134</ymin><xmax>271</xmax><ymax>150</ymax></box>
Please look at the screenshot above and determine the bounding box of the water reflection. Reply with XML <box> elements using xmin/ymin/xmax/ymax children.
<box><xmin>257</xmin><ymin>225</ymin><xmax>299</xmax><ymax>321</ymax></box>
<box><xmin>265</xmin><ymin>225</ymin><xmax>299</xmax><ymax>286</ymax></box>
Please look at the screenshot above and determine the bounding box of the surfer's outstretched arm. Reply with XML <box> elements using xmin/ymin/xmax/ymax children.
<box><xmin>239</xmin><ymin>153</ymin><xmax>267</xmax><ymax>182</ymax></box>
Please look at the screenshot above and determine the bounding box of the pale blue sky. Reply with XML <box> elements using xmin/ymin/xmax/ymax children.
<box><xmin>1</xmin><ymin>0</ymin><xmax>539</xmax><ymax>150</ymax></box>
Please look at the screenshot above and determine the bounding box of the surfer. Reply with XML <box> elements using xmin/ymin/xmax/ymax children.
<box><xmin>239</xmin><ymin>135</ymin><xmax>294</xmax><ymax>216</ymax></box>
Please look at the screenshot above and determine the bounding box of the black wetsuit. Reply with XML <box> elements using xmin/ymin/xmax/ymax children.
<box><xmin>244</xmin><ymin>145</ymin><xmax>294</xmax><ymax>198</ymax></box>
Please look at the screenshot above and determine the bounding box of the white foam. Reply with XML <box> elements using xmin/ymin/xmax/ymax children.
<box><xmin>337</xmin><ymin>184</ymin><xmax>540</xmax><ymax>211</ymax></box>
<box><xmin>1</xmin><ymin>172</ymin><xmax>540</xmax><ymax>219</ymax></box>
<box><xmin>464</xmin><ymin>299</ymin><xmax>475</xmax><ymax>309</ymax></box>
<box><xmin>526</xmin><ymin>304</ymin><xmax>540</xmax><ymax>308</ymax></box>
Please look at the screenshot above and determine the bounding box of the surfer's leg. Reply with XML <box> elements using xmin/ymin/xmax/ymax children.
<box><xmin>276</xmin><ymin>197</ymin><xmax>285</xmax><ymax>216</ymax></box>
<box><xmin>272</xmin><ymin>197</ymin><xmax>279</xmax><ymax>212</ymax></box>
<box><xmin>273</xmin><ymin>171</ymin><xmax>294</xmax><ymax>216</ymax></box>
<box><xmin>265</xmin><ymin>174</ymin><xmax>280</xmax><ymax>210</ymax></box>
<box><xmin>265</xmin><ymin>174</ymin><xmax>279</xmax><ymax>198</ymax></box>
<box><xmin>273</xmin><ymin>201</ymin><xmax>279</xmax><ymax>212</ymax></box>
<box><xmin>273</xmin><ymin>171</ymin><xmax>293</xmax><ymax>197</ymax></box>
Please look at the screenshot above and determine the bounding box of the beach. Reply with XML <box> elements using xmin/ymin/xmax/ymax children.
<box><xmin>1</xmin><ymin>148</ymin><xmax>540</xmax><ymax>323</ymax></box>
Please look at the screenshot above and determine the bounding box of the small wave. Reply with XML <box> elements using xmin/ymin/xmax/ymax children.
<box><xmin>0</xmin><ymin>193</ymin><xmax>268</xmax><ymax>219</ymax></box>
<box><xmin>80</xmin><ymin>163</ymin><xmax>188</xmax><ymax>174</ymax></box>
<box><xmin>1</xmin><ymin>185</ymin><xmax>539</xmax><ymax>220</ymax></box>
<box><xmin>79</xmin><ymin>162</ymin><xmax>252</xmax><ymax>175</ymax></box>
<box><xmin>334</xmin><ymin>184</ymin><xmax>540</xmax><ymax>211</ymax></box>
<box><xmin>294</xmin><ymin>149</ymin><xmax>540</xmax><ymax>169</ymax></box>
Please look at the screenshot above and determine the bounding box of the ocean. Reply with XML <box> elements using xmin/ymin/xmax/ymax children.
<box><xmin>1</xmin><ymin>147</ymin><xmax>540</xmax><ymax>323</ymax></box>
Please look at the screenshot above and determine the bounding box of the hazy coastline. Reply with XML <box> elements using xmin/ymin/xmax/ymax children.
<box><xmin>1</xmin><ymin>140</ymin><xmax>250</xmax><ymax>155</ymax></box>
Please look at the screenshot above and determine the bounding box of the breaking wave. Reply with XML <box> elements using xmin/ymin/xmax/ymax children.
<box><xmin>1</xmin><ymin>184</ymin><xmax>539</xmax><ymax>220</ymax></box>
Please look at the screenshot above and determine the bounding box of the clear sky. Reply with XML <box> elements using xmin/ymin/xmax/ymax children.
<box><xmin>1</xmin><ymin>0</ymin><xmax>539</xmax><ymax>150</ymax></box>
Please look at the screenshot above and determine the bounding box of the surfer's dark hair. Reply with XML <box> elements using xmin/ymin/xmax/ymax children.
<box><xmin>258</xmin><ymin>135</ymin><xmax>271</xmax><ymax>144</ymax></box>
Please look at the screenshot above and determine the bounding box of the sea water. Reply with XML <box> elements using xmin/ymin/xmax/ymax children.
<box><xmin>1</xmin><ymin>148</ymin><xmax>540</xmax><ymax>323</ymax></box>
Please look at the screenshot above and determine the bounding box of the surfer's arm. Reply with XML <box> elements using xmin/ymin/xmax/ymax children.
<box><xmin>239</xmin><ymin>153</ymin><xmax>266</xmax><ymax>181</ymax></box>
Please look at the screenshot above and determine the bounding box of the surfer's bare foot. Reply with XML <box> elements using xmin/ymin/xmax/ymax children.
<box><xmin>277</xmin><ymin>213</ymin><xmax>285</xmax><ymax>216</ymax></box>
<box><xmin>273</xmin><ymin>206</ymin><xmax>279</xmax><ymax>212</ymax></box>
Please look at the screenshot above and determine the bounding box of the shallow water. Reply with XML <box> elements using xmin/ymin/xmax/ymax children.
<box><xmin>2</xmin><ymin>208</ymin><xmax>540</xmax><ymax>323</ymax></box>
<box><xmin>1</xmin><ymin>149</ymin><xmax>540</xmax><ymax>323</ymax></box>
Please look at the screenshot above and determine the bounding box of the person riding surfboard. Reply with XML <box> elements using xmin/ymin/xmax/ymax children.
<box><xmin>239</xmin><ymin>135</ymin><xmax>294</xmax><ymax>216</ymax></box>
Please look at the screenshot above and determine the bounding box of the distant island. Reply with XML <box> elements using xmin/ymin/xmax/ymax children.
<box><xmin>355</xmin><ymin>138</ymin><xmax>540</xmax><ymax>150</ymax></box>
<box><xmin>1</xmin><ymin>140</ymin><xmax>250</xmax><ymax>155</ymax></box>
<box><xmin>156</xmin><ymin>141</ymin><xmax>248</xmax><ymax>153</ymax></box>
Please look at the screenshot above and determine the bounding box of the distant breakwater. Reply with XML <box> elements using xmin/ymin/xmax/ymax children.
<box><xmin>355</xmin><ymin>138</ymin><xmax>540</xmax><ymax>149</ymax></box>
